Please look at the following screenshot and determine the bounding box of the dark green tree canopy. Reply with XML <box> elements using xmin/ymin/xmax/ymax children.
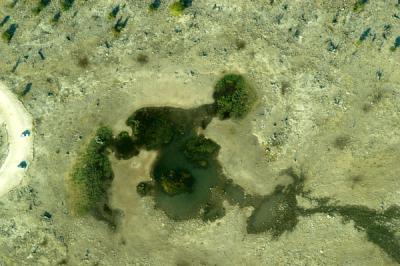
<box><xmin>213</xmin><ymin>74</ymin><xmax>256</xmax><ymax>120</ymax></box>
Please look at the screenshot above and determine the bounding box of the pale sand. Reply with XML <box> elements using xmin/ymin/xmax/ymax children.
<box><xmin>0</xmin><ymin>82</ymin><xmax>33</xmax><ymax>196</ymax></box>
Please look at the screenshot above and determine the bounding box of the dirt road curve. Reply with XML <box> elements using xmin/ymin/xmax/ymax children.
<box><xmin>0</xmin><ymin>82</ymin><xmax>33</xmax><ymax>197</ymax></box>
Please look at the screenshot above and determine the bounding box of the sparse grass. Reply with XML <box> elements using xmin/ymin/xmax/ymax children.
<box><xmin>353</xmin><ymin>0</ymin><xmax>368</xmax><ymax>12</ymax></box>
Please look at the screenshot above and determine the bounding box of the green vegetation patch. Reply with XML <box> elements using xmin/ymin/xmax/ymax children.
<box><xmin>169</xmin><ymin>0</ymin><xmax>192</xmax><ymax>16</ymax></box>
<box><xmin>159</xmin><ymin>169</ymin><xmax>195</xmax><ymax>196</ymax></box>
<box><xmin>69</xmin><ymin>127</ymin><xmax>114</xmax><ymax>215</ymax></box>
<box><xmin>113</xmin><ymin>131</ymin><xmax>139</xmax><ymax>160</ymax></box>
<box><xmin>213</xmin><ymin>74</ymin><xmax>256</xmax><ymax>120</ymax></box>
<box><xmin>127</xmin><ymin>108</ymin><xmax>175</xmax><ymax>150</ymax></box>
<box><xmin>183</xmin><ymin>135</ymin><xmax>220</xmax><ymax>167</ymax></box>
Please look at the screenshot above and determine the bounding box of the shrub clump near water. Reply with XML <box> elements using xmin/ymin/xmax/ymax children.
<box><xmin>126</xmin><ymin>108</ymin><xmax>174</xmax><ymax>150</ymax></box>
<box><xmin>213</xmin><ymin>74</ymin><xmax>256</xmax><ymax>120</ymax></box>
<box><xmin>137</xmin><ymin>181</ymin><xmax>154</xmax><ymax>197</ymax></box>
<box><xmin>159</xmin><ymin>169</ymin><xmax>195</xmax><ymax>196</ymax></box>
<box><xmin>113</xmin><ymin>131</ymin><xmax>139</xmax><ymax>159</ymax></box>
<box><xmin>183</xmin><ymin>135</ymin><xmax>220</xmax><ymax>167</ymax></box>
<box><xmin>69</xmin><ymin>126</ymin><xmax>114</xmax><ymax>215</ymax></box>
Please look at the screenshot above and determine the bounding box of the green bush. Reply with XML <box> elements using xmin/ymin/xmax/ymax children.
<box><xmin>126</xmin><ymin>108</ymin><xmax>174</xmax><ymax>150</ymax></box>
<box><xmin>183</xmin><ymin>135</ymin><xmax>220</xmax><ymax>167</ymax></box>
<box><xmin>113</xmin><ymin>131</ymin><xmax>139</xmax><ymax>159</ymax></box>
<box><xmin>70</xmin><ymin>126</ymin><xmax>114</xmax><ymax>214</ymax></box>
<box><xmin>62</xmin><ymin>0</ymin><xmax>75</xmax><ymax>11</ymax></box>
<box><xmin>213</xmin><ymin>74</ymin><xmax>256</xmax><ymax>119</ymax></box>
